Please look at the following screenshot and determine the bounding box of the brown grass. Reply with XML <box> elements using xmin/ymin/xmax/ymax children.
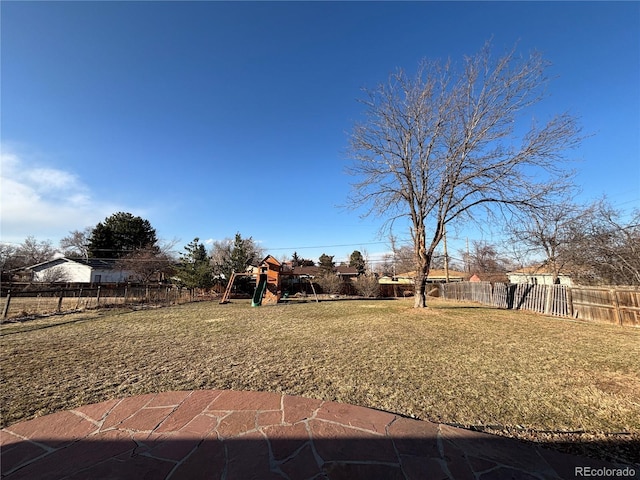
<box><xmin>2</xmin><ymin>298</ymin><xmax>639</xmax><ymax>462</ymax></box>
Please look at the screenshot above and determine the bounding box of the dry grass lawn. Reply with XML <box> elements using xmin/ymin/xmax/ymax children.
<box><xmin>1</xmin><ymin>298</ymin><xmax>639</xmax><ymax>463</ymax></box>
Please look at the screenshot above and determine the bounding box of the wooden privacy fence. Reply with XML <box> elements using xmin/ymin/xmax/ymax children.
<box><xmin>440</xmin><ymin>282</ymin><xmax>639</xmax><ymax>327</ymax></box>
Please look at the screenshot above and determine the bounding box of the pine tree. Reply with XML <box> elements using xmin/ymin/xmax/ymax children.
<box><xmin>318</xmin><ymin>254</ymin><xmax>335</xmax><ymax>273</ymax></box>
<box><xmin>349</xmin><ymin>250</ymin><xmax>366</xmax><ymax>275</ymax></box>
<box><xmin>88</xmin><ymin>212</ymin><xmax>158</xmax><ymax>259</ymax></box>
<box><xmin>175</xmin><ymin>238</ymin><xmax>213</xmax><ymax>289</ymax></box>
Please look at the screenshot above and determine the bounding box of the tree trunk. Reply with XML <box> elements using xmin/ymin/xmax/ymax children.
<box><xmin>413</xmin><ymin>225</ymin><xmax>431</xmax><ymax>308</ymax></box>
<box><xmin>414</xmin><ymin>272</ymin><xmax>427</xmax><ymax>307</ymax></box>
<box><xmin>413</xmin><ymin>254</ymin><xmax>430</xmax><ymax>308</ymax></box>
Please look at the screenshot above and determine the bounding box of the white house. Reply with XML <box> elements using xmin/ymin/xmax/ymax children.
<box><xmin>26</xmin><ymin>257</ymin><xmax>133</xmax><ymax>283</ymax></box>
<box><xmin>507</xmin><ymin>266</ymin><xmax>573</xmax><ymax>286</ymax></box>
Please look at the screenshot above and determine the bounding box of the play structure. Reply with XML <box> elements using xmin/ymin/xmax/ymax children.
<box><xmin>220</xmin><ymin>255</ymin><xmax>318</xmax><ymax>306</ymax></box>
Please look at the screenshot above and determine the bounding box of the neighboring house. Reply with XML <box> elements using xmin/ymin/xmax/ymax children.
<box><xmin>335</xmin><ymin>265</ymin><xmax>359</xmax><ymax>278</ymax></box>
<box><xmin>25</xmin><ymin>257</ymin><xmax>133</xmax><ymax>284</ymax></box>
<box><xmin>507</xmin><ymin>266</ymin><xmax>573</xmax><ymax>286</ymax></box>
<box><xmin>279</xmin><ymin>265</ymin><xmax>360</xmax><ymax>279</ymax></box>
<box><xmin>385</xmin><ymin>269</ymin><xmax>467</xmax><ymax>284</ymax></box>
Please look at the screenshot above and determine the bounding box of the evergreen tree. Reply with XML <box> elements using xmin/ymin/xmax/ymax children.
<box><xmin>318</xmin><ymin>253</ymin><xmax>335</xmax><ymax>273</ymax></box>
<box><xmin>88</xmin><ymin>212</ymin><xmax>158</xmax><ymax>259</ymax></box>
<box><xmin>211</xmin><ymin>233</ymin><xmax>263</xmax><ymax>280</ymax></box>
<box><xmin>175</xmin><ymin>238</ymin><xmax>213</xmax><ymax>289</ymax></box>
<box><xmin>349</xmin><ymin>250</ymin><xmax>366</xmax><ymax>275</ymax></box>
<box><xmin>230</xmin><ymin>233</ymin><xmax>259</xmax><ymax>274</ymax></box>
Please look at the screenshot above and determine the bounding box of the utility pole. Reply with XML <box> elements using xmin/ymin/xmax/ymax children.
<box><xmin>466</xmin><ymin>237</ymin><xmax>470</xmax><ymax>273</ymax></box>
<box><xmin>443</xmin><ymin>225</ymin><xmax>450</xmax><ymax>283</ymax></box>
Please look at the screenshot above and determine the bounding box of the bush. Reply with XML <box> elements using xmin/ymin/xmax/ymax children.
<box><xmin>353</xmin><ymin>275</ymin><xmax>380</xmax><ymax>297</ymax></box>
<box><xmin>314</xmin><ymin>273</ymin><xmax>343</xmax><ymax>295</ymax></box>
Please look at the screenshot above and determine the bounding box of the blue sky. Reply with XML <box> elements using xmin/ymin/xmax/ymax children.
<box><xmin>1</xmin><ymin>1</ymin><xmax>638</xmax><ymax>265</ymax></box>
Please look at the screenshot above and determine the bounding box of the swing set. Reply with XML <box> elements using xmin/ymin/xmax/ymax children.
<box><xmin>219</xmin><ymin>255</ymin><xmax>318</xmax><ymax>306</ymax></box>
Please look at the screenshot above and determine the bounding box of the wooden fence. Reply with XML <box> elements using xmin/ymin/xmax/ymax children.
<box><xmin>440</xmin><ymin>282</ymin><xmax>639</xmax><ymax>327</ymax></box>
<box><xmin>1</xmin><ymin>284</ymin><xmax>213</xmax><ymax>321</ymax></box>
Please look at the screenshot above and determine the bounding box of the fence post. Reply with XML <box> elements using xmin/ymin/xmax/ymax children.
<box><xmin>610</xmin><ymin>288</ymin><xmax>623</xmax><ymax>326</ymax></box>
<box><xmin>76</xmin><ymin>287</ymin><xmax>83</xmax><ymax>309</ymax></box>
<box><xmin>544</xmin><ymin>285</ymin><xmax>553</xmax><ymax>316</ymax></box>
<box><xmin>2</xmin><ymin>290</ymin><xmax>11</xmax><ymax>320</ymax></box>
<box><xmin>57</xmin><ymin>290</ymin><xmax>64</xmax><ymax>313</ymax></box>
<box><xmin>96</xmin><ymin>285</ymin><xmax>101</xmax><ymax>306</ymax></box>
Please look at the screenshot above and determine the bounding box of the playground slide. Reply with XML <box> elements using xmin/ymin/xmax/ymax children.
<box><xmin>252</xmin><ymin>275</ymin><xmax>267</xmax><ymax>307</ymax></box>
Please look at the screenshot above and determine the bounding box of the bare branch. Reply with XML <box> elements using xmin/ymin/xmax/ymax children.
<box><xmin>346</xmin><ymin>41</ymin><xmax>582</xmax><ymax>306</ymax></box>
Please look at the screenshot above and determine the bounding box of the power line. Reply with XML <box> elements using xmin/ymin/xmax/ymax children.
<box><xmin>263</xmin><ymin>241</ymin><xmax>390</xmax><ymax>251</ymax></box>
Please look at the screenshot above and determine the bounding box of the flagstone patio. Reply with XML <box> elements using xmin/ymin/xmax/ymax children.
<box><xmin>1</xmin><ymin>390</ymin><xmax>638</xmax><ymax>479</ymax></box>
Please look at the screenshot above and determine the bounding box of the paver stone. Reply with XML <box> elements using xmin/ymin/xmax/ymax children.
<box><xmin>5</xmin><ymin>411</ymin><xmax>96</xmax><ymax>448</ymax></box>
<box><xmin>279</xmin><ymin>443</ymin><xmax>322</xmax><ymax>479</ymax></box>
<box><xmin>315</xmin><ymin>401</ymin><xmax>396</xmax><ymax>434</ymax></box>
<box><xmin>169</xmin><ymin>435</ymin><xmax>226</xmax><ymax>480</ymax></box>
<box><xmin>321</xmin><ymin>461</ymin><xmax>405</xmax><ymax>480</ymax></box>
<box><xmin>217</xmin><ymin>410</ymin><xmax>257</xmax><ymax>438</ymax></box>
<box><xmin>71</xmin><ymin>398</ymin><xmax>120</xmax><ymax>424</ymax></box>
<box><xmin>399</xmin><ymin>455</ymin><xmax>449</xmax><ymax>480</ymax></box>
<box><xmin>101</xmin><ymin>393</ymin><xmax>157</xmax><ymax>430</ymax></box>
<box><xmin>156</xmin><ymin>390</ymin><xmax>221</xmax><ymax>433</ymax></box>
<box><xmin>439</xmin><ymin>424</ymin><xmax>556</xmax><ymax>475</ymax></box>
<box><xmin>263</xmin><ymin>422</ymin><xmax>310</xmax><ymax>460</ymax></box>
<box><xmin>1</xmin><ymin>440</ymin><xmax>50</xmax><ymax>477</ymax></box>
<box><xmin>209</xmin><ymin>390</ymin><xmax>281</xmax><ymax>411</ymax></box>
<box><xmin>309</xmin><ymin>419</ymin><xmax>397</xmax><ymax>463</ymax></box>
<box><xmin>283</xmin><ymin>395</ymin><xmax>323</xmax><ymax>424</ymax></box>
<box><xmin>387</xmin><ymin>416</ymin><xmax>440</xmax><ymax>458</ymax></box>
<box><xmin>119</xmin><ymin>406</ymin><xmax>176</xmax><ymax>432</ymax></box>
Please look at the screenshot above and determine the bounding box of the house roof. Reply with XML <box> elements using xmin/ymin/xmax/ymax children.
<box><xmin>507</xmin><ymin>265</ymin><xmax>570</xmax><ymax>276</ymax></box>
<box><xmin>279</xmin><ymin>265</ymin><xmax>359</xmax><ymax>277</ymax></box>
<box><xmin>260</xmin><ymin>255</ymin><xmax>282</xmax><ymax>268</ymax></box>
<box><xmin>26</xmin><ymin>257</ymin><xmax>119</xmax><ymax>271</ymax></box>
<box><xmin>395</xmin><ymin>269</ymin><xmax>466</xmax><ymax>279</ymax></box>
<box><xmin>336</xmin><ymin>265</ymin><xmax>359</xmax><ymax>276</ymax></box>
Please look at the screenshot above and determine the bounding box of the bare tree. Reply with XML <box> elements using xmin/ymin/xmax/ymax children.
<box><xmin>0</xmin><ymin>243</ymin><xmax>19</xmax><ymax>282</ymax></box>
<box><xmin>460</xmin><ymin>240</ymin><xmax>516</xmax><ymax>282</ymax></box>
<box><xmin>353</xmin><ymin>274</ymin><xmax>380</xmax><ymax>297</ymax></box>
<box><xmin>506</xmin><ymin>198</ymin><xmax>593</xmax><ymax>283</ymax></box>
<box><xmin>15</xmin><ymin>236</ymin><xmax>58</xmax><ymax>267</ymax></box>
<box><xmin>347</xmin><ymin>42</ymin><xmax>581</xmax><ymax>307</ymax></box>
<box><xmin>314</xmin><ymin>272</ymin><xmax>343</xmax><ymax>295</ymax></box>
<box><xmin>115</xmin><ymin>245</ymin><xmax>175</xmax><ymax>284</ymax></box>
<box><xmin>567</xmin><ymin>202</ymin><xmax>640</xmax><ymax>285</ymax></box>
<box><xmin>210</xmin><ymin>233</ymin><xmax>264</xmax><ymax>290</ymax></box>
<box><xmin>59</xmin><ymin>227</ymin><xmax>92</xmax><ymax>259</ymax></box>
<box><xmin>462</xmin><ymin>240</ymin><xmax>512</xmax><ymax>275</ymax></box>
<box><xmin>387</xmin><ymin>234</ymin><xmax>416</xmax><ymax>275</ymax></box>
<box><xmin>37</xmin><ymin>266</ymin><xmax>70</xmax><ymax>283</ymax></box>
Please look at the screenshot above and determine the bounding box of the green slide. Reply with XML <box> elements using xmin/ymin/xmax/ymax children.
<box><xmin>252</xmin><ymin>275</ymin><xmax>267</xmax><ymax>307</ymax></box>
